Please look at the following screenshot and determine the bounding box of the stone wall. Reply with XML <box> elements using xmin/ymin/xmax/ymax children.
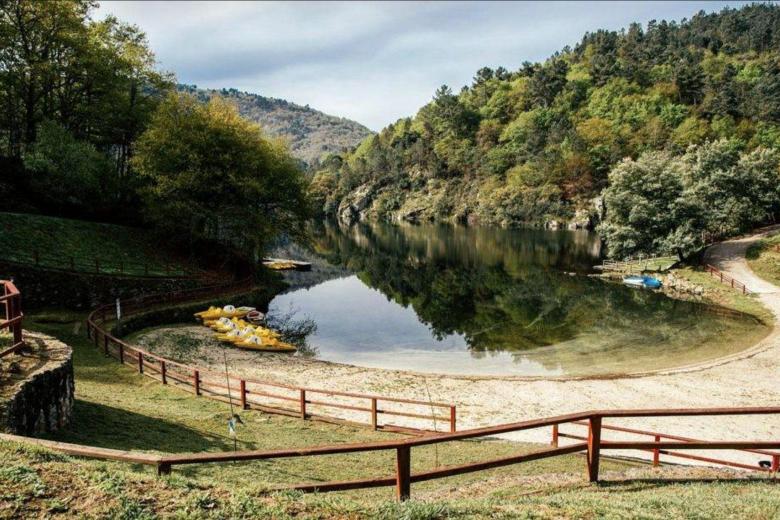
<box><xmin>0</xmin><ymin>261</ymin><xmax>200</xmax><ymax>310</ymax></box>
<box><xmin>1</xmin><ymin>331</ymin><xmax>74</xmax><ymax>435</ymax></box>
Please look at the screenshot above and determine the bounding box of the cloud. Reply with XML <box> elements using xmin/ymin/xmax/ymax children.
<box><xmin>97</xmin><ymin>0</ymin><xmax>749</xmax><ymax>130</ymax></box>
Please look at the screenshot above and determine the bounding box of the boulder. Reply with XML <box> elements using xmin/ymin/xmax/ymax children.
<box><xmin>337</xmin><ymin>184</ymin><xmax>374</xmax><ymax>225</ymax></box>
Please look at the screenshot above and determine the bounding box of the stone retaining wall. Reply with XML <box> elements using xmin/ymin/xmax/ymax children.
<box><xmin>0</xmin><ymin>331</ymin><xmax>74</xmax><ymax>435</ymax></box>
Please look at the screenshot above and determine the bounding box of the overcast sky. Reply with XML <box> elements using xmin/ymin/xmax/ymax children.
<box><xmin>97</xmin><ymin>1</ymin><xmax>750</xmax><ymax>131</ymax></box>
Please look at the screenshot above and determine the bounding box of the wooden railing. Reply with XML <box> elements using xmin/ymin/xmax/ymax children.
<box><xmin>0</xmin><ymin>280</ymin><xmax>23</xmax><ymax>358</ymax></box>
<box><xmin>2</xmin><ymin>407</ymin><xmax>778</xmax><ymax>501</ymax></box>
<box><xmin>553</xmin><ymin>420</ymin><xmax>780</xmax><ymax>472</ymax></box>
<box><xmin>704</xmin><ymin>264</ymin><xmax>750</xmax><ymax>294</ymax></box>
<box><xmin>0</xmin><ymin>247</ymin><xmax>196</xmax><ymax>279</ymax></box>
<box><xmin>86</xmin><ymin>280</ymin><xmax>456</xmax><ymax>435</ymax></box>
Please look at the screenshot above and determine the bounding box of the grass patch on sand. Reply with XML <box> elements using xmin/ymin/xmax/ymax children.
<box><xmin>669</xmin><ymin>266</ymin><xmax>773</xmax><ymax>323</ymax></box>
<box><xmin>746</xmin><ymin>233</ymin><xmax>780</xmax><ymax>288</ymax></box>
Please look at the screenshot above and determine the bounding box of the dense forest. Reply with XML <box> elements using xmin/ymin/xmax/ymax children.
<box><xmin>311</xmin><ymin>4</ymin><xmax>780</xmax><ymax>257</ymax></box>
<box><xmin>180</xmin><ymin>85</ymin><xmax>373</xmax><ymax>168</ymax></box>
<box><xmin>0</xmin><ymin>1</ymin><xmax>314</xmax><ymax>262</ymax></box>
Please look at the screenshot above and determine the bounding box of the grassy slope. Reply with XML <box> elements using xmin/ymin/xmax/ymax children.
<box><xmin>747</xmin><ymin>233</ymin><xmax>780</xmax><ymax>288</ymax></box>
<box><xmin>0</xmin><ymin>212</ymin><xmax>191</xmax><ymax>276</ymax></box>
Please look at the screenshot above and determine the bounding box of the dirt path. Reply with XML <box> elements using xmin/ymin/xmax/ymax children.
<box><xmin>137</xmin><ymin>229</ymin><xmax>780</xmax><ymax>468</ymax></box>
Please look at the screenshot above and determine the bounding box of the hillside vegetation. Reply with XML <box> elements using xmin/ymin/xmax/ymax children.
<box><xmin>311</xmin><ymin>4</ymin><xmax>780</xmax><ymax>255</ymax></box>
<box><xmin>181</xmin><ymin>85</ymin><xmax>373</xmax><ymax>167</ymax></box>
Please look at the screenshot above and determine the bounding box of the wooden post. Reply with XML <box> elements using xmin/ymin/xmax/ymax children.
<box><xmin>93</xmin><ymin>326</ymin><xmax>99</xmax><ymax>347</ymax></box>
<box><xmin>118</xmin><ymin>343</ymin><xmax>124</xmax><ymax>364</ymax></box>
<box><xmin>157</xmin><ymin>463</ymin><xmax>171</xmax><ymax>476</ymax></box>
<box><xmin>586</xmin><ymin>415</ymin><xmax>602</xmax><ymax>483</ymax></box>
<box><xmin>395</xmin><ymin>446</ymin><xmax>411</xmax><ymax>501</ymax></box>
<box><xmin>161</xmin><ymin>361</ymin><xmax>167</xmax><ymax>384</ymax></box>
<box><xmin>772</xmin><ymin>454</ymin><xmax>779</xmax><ymax>473</ymax></box>
<box><xmin>240</xmin><ymin>380</ymin><xmax>247</xmax><ymax>410</ymax></box>
<box><xmin>371</xmin><ymin>398</ymin><xmax>378</xmax><ymax>430</ymax></box>
<box><xmin>551</xmin><ymin>424</ymin><xmax>559</xmax><ymax>447</ymax></box>
<box><xmin>450</xmin><ymin>406</ymin><xmax>457</xmax><ymax>433</ymax></box>
<box><xmin>194</xmin><ymin>370</ymin><xmax>200</xmax><ymax>395</ymax></box>
<box><xmin>11</xmin><ymin>296</ymin><xmax>22</xmax><ymax>350</ymax></box>
<box><xmin>299</xmin><ymin>389</ymin><xmax>307</xmax><ymax>419</ymax></box>
<box><xmin>137</xmin><ymin>352</ymin><xmax>144</xmax><ymax>373</ymax></box>
<box><xmin>652</xmin><ymin>435</ymin><xmax>660</xmax><ymax>466</ymax></box>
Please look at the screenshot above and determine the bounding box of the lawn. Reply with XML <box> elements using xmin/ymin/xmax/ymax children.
<box><xmin>746</xmin><ymin>233</ymin><xmax>780</xmax><ymax>288</ymax></box>
<box><xmin>0</xmin><ymin>212</ymin><xmax>192</xmax><ymax>277</ymax></box>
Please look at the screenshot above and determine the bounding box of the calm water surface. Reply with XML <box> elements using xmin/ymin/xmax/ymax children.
<box><xmin>268</xmin><ymin>222</ymin><xmax>767</xmax><ymax>377</ymax></box>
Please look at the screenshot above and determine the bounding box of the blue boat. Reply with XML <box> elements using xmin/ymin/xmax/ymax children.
<box><xmin>623</xmin><ymin>275</ymin><xmax>663</xmax><ymax>289</ymax></box>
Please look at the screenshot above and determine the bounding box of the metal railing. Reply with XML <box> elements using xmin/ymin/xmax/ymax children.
<box><xmin>86</xmin><ymin>280</ymin><xmax>456</xmax><ymax>435</ymax></box>
<box><xmin>0</xmin><ymin>280</ymin><xmax>23</xmax><ymax>358</ymax></box>
<box><xmin>2</xmin><ymin>407</ymin><xmax>778</xmax><ymax>501</ymax></box>
<box><xmin>704</xmin><ymin>264</ymin><xmax>751</xmax><ymax>294</ymax></box>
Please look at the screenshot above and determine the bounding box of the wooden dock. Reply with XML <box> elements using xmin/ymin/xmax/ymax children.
<box><xmin>262</xmin><ymin>258</ymin><xmax>312</xmax><ymax>271</ymax></box>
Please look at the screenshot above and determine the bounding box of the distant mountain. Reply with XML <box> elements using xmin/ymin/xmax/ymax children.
<box><xmin>179</xmin><ymin>85</ymin><xmax>373</xmax><ymax>167</ymax></box>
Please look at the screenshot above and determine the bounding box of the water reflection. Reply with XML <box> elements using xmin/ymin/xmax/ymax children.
<box><xmin>268</xmin><ymin>221</ymin><xmax>767</xmax><ymax>376</ymax></box>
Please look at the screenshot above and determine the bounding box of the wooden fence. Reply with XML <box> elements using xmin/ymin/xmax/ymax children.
<box><xmin>704</xmin><ymin>264</ymin><xmax>751</xmax><ymax>294</ymax></box>
<box><xmin>2</xmin><ymin>407</ymin><xmax>778</xmax><ymax>501</ymax></box>
<box><xmin>0</xmin><ymin>280</ymin><xmax>24</xmax><ymax>358</ymax></box>
<box><xmin>1</xmin><ymin>248</ymin><xmax>196</xmax><ymax>279</ymax></box>
<box><xmin>86</xmin><ymin>280</ymin><xmax>456</xmax><ymax>435</ymax></box>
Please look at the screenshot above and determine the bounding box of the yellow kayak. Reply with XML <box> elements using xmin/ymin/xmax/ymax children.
<box><xmin>234</xmin><ymin>334</ymin><xmax>297</xmax><ymax>352</ymax></box>
<box><xmin>195</xmin><ymin>305</ymin><xmax>256</xmax><ymax>321</ymax></box>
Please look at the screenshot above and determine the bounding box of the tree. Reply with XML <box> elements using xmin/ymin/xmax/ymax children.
<box><xmin>133</xmin><ymin>93</ymin><xmax>310</xmax><ymax>259</ymax></box>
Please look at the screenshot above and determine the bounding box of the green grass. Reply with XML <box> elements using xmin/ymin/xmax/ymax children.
<box><xmin>1</xmin><ymin>440</ymin><xmax>778</xmax><ymax>519</ymax></box>
<box><xmin>0</xmin><ymin>212</ymin><xmax>192</xmax><ymax>276</ymax></box>
<box><xmin>746</xmin><ymin>233</ymin><xmax>780</xmax><ymax>288</ymax></box>
<box><xmin>669</xmin><ymin>266</ymin><xmax>773</xmax><ymax>323</ymax></box>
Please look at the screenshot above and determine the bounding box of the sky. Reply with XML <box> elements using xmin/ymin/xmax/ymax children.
<box><xmin>97</xmin><ymin>1</ymin><xmax>752</xmax><ymax>131</ymax></box>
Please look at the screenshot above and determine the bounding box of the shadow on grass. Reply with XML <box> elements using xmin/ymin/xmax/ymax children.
<box><xmin>595</xmin><ymin>476</ymin><xmax>773</xmax><ymax>491</ymax></box>
<box><xmin>43</xmin><ymin>399</ymin><xmax>234</xmax><ymax>453</ymax></box>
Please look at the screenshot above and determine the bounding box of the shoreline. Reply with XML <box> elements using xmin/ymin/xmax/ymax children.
<box><xmin>132</xmin><ymin>227</ymin><xmax>780</xmax><ymax>468</ymax></box>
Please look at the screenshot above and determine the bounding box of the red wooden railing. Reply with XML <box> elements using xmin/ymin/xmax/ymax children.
<box><xmin>552</xmin><ymin>420</ymin><xmax>779</xmax><ymax>472</ymax></box>
<box><xmin>86</xmin><ymin>280</ymin><xmax>456</xmax><ymax>435</ymax></box>
<box><xmin>0</xmin><ymin>280</ymin><xmax>23</xmax><ymax>358</ymax></box>
<box><xmin>704</xmin><ymin>264</ymin><xmax>750</xmax><ymax>294</ymax></box>
<box><xmin>2</xmin><ymin>407</ymin><xmax>778</xmax><ymax>501</ymax></box>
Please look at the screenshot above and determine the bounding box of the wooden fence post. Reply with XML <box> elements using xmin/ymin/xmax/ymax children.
<box><xmin>450</xmin><ymin>406</ymin><xmax>457</xmax><ymax>433</ymax></box>
<box><xmin>137</xmin><ymin>352</ymin><xmax>144</xmax><ymax>374</ymax></box>
<box><xmin>194</xmin><ymin>370</ymin><xmax>200</xmax><ymax>395</ymax></box>
<box><xmin>240</xmin><ymin>380</ymin><xmax>247</xmax><ymax>410</ymax></box>
<box><xmin>299</xmin><ymin>389</ymin><xmax>307</xmax><ymax>419</ymax></box>
<box><xmin>161</xmin><ymin>361</ymin><xmax>167</xmax><ymax>384</ymax></box>
<box><xmin>551</xmin><ymin>424</ymin><xmax>559</xmax><ymax>447</ymax></box>
<box><xmin>157</xmin><ymin>463</ymin><xmax>171</xmax><ymax>476</ymax></box>
<box><xmin>587</xmin><ymin>415</ymin><xmax>602</xmax><ymax>483</ymax></box>
<box><xmin>771</xmin><ymin>454</ymin><xmax>779</xmax><ymax>473</ymax></box>
<box><xmin>370</xmin><ymin>398</ymin><xmax>378</xmax><ymax>430</ymax></box>
<box><xmin>396</xmin><ymin>446</ymin><xmax>411</xmax><ymax>501</ymax></box>
<box><xmin>652</xmin><ymin>435</ymin><xmax>660</xmax><ymax>466</ymax></box>
<box><xmin>11</xmin><ymin>296</ymin><xmax>22</xmax><ymax>350</ymax></box>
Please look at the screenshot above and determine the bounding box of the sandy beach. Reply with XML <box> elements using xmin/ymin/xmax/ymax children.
<box><xmin>134</xmin><ymin>227</ymin><xmax>780</xmax><ymax>468</ymax></box>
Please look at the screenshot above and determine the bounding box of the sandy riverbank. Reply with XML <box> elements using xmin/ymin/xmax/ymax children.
<box><xmin>133</xmin><ymin>227</ymin><xmax>780</xmax><ymax>468</ymax></box>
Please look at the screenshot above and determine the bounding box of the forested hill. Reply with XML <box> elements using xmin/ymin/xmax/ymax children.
<box><xmin>311</xmin><ymin>4</ymin><xmax>780</xmax><ymax>231</ymax></box>
<box><xmin>179</xmin><ymin>85</ymin><xmax>373</xmax><ymax>167</ymax></box>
